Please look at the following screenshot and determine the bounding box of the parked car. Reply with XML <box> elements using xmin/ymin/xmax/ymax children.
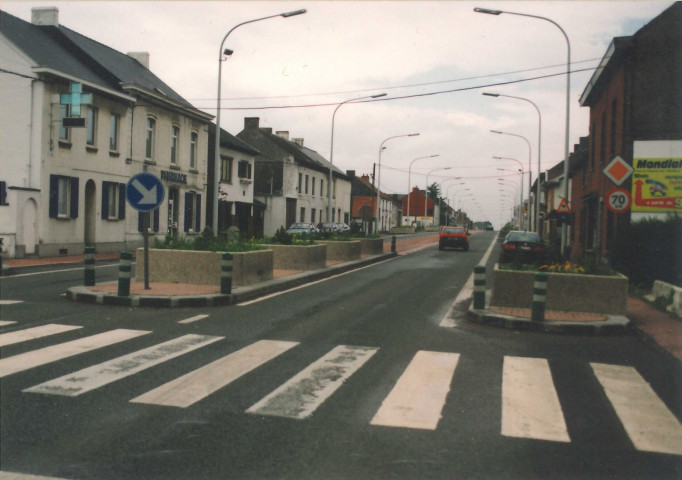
<box><xmin>335</xmin><ymin>223</ymin><xmax>350</xmax><ymax>232</ymax></box>
<box><xmin>286</xmin><ymin>222</ymin><xmax>318</xmax><ymax>235</ymax></box>
<box><xmin>499</xmin><ymin>231</ymin><xmax>545</xmax><ymax>264</ymax></box>
<box><xmin>439</xmin><ymin>226</ymin><xmax>469</xmax><ymax>251</ymax></box>
<box><xmin>318</xmin><ymin>223</ymin><xmax>339</xmax><ymax>233</ymax></box>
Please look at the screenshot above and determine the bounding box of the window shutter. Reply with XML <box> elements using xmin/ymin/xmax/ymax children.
<box><xmin>101</xmin><ymin>182</ymin><xmax>110</xmax><ymax>220</ymax></box>
<box><xmin>153</xmin><ymin>207</ymin><xmax>160</xmax><ymax>232</ymax></box>
<box><xmin>138</xmin><ymin>211</ymin><xmax>144</xmax><ymax>232</ymax></box>
<box><xmin>49</xmin><ymin>175</ymin><xmax>59</xmax><ymax>218</ymax></box>
<box><xmin>195</xmin><ymin>194</ymin><xmax>201</xmax><ymax>232</ymax></box>
<box><xmin>184</xmin><ymin>192</ymin><xmax>192</xmax><ymax>232</ymax></box>
<box><xmin>118</xmin><ymin>183</ymin><xmax>126</xmax><ymax>219</ymax></box>
<box><xmin>0</xmin><ymin>181</ymin><xmax>6</xmax><ymax>205</ymax></box>
<box><xmin>70</xmin><ymin>177</ymin><xmax>79</xmax><ymax>218</ymax></box>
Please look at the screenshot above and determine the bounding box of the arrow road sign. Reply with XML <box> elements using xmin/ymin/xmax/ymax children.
<box><xmin>126</xmin><ymin>173</ymin><xmax>165</xmax><ymax>212</ymax></box>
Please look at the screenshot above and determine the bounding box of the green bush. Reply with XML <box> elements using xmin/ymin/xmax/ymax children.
<box><xmin>153</xmin><ymin>228</ymin><xmax>266</xmax><ymax>252</ymax></box>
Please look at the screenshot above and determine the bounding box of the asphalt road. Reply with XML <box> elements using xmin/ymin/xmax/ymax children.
<box><xmin>1</xmin><ymin>231</ymin><xmax>681</xmax><ymax>479</ymax></box>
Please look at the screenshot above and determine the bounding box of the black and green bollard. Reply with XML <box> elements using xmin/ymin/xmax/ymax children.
<box><xmin>221</xmin><ymin>253</ymin><xmax>233</xmax><ymax>295</ymax></box>
<box><xmin>473</xmin><ymin>265</ymin><xmax>486</xmax><ymax>310</ymax></box>
<box><xmin>118</xmin><ymin>251</ymin><xmax>132</xmax><ymax>297</ymax></box>
<box><xmin>391</xmin><ymin>236</ymin><xmax>396</xmax><ymax>253</ymax></box>
<box><xmin>531</xmin><ymin>271</ymin><xmax>548</xmax><ymax>322</ymax></box>
<box><xmin>84</xmin><ymin>246</ymin><xmax>95</xmax><ymax>286</ymax></box>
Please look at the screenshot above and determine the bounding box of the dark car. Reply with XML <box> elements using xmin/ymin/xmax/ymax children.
<box><xmin>439</xmin><ymin>226</ymin><xmax>469</xmax><ymax>251</ymax></box>
<box><xmin>499</xmin><ymin>231</ymin><xmax>545</xmax><ymax>264</ymax></box>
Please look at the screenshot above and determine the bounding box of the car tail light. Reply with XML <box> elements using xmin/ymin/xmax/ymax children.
<box><xmin>503</xmin><ymin>244</ymin><xmax>516</xmax><ymax>251</ymax></box>
<box><xmin>534</xmin><ymin>246</ymin><xmax>544</xmax><ymax>251</ymax></box>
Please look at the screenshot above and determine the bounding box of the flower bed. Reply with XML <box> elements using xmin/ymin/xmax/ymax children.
<box><xmin>135</xmin><ymin>248</ymin><xmax>273</xmax><ymax>287</ymax></box>
<box><xmin>490</xmin><ymin>263</ymin><xmax>628</xmax><ymax>314</ymax></box>
<box><xmin>262</xmin><ymin>244</ymin><xmax>327</xmax><ymax>271</ymax></box>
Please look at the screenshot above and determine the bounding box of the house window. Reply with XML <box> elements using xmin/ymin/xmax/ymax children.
<box><xmin>0</xmin><ymin>181</ymin><xmax>7</xmax><ymax>205</ymax></box>
<box><xmin>138</xmin><ymin>208</ymin><xmax>160</xmax><ymax>233</ymax></box>
<box><xmin>220</xmin><ymin>156</ymin><xmax>233</xmax><ymax>182</ymax></box>
<box><xmin>298</xmin><ymin>173</ymin><xmax>303</xmax><ymax>192</ymax></box>
<box><xmin>305</xmin><ymin>175</ymin><xmax>309</xmax><ymax>194</ymax></box>
<box><xmin>145</xmin><ymin>117</ymin><xmax>156</xmax><ymax>160</ymax></box>
<box><xmin>190</xmin><ymin>132</ymin><xmax>198</xmax><ymax>169</ymax></box>
<box><xmin>311</xmin><ymin>208</ymin><xmax>316</xmax><ymax>224</ymax></box>
<box><xmin>102</xmin><ymin>181</ymin><xmax>126</xmax><ymax>220</ymax></box>
<box><xmin>59</xmin><ymin>105</ymin><xmax>70</xmax><ymax>141</ymax></box>
<box><xmin>300</xmin><ymin>207</ymin><xmax>305</xmax><ymax>222</ymax></box>
<box><xmin>312</xmin><ymin>177</ymin><xmax>316</xmax><ymax>196</ymax></box>
<box><xmin>170</xmin><ymin>126</ymin><xmax>179</xmax><ymax>164</ymax></box>
<box><xmin>320</xmin><ymin>179</ymin><xmax>324</xmax><ymax>197</ymax></box>
<box><xmin>86</xmin><ymin>107</ymin><xmax>97</xmax><ymax>146</ymax></box>
<box><xmin>184</xmin><ymin>191</ymin><xmax>202</xmax><ymax>233</ymax></box>
<box><xmin>109</xmin><ymin>114</ymin><xmax>119</xmax><ymax>151</ymax></box>
<box><xmin>238</xmin><ymin>160</ymin><xmax>252</xmax><ymax>179</ymax></box>
<box><xmin>49</xmin><ymin>175</ymin><xmax>78</xmax><ymax>219</ymax></box>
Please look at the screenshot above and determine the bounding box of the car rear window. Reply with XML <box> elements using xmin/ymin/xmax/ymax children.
<box><xmin>507</xmin><ymin>232</ymin><xmax>542</xmax><ymax>242</ymax></box>
<box><xmin>443</xmin><ymin>228</ymin><xmax>465</xmax><ymax>234</ymax></box>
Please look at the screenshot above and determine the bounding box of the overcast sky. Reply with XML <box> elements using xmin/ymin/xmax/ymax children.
<box><xmin>2</xmin><ymin>1</ymin><xmax>672</xmax><ymax>227</ymax></box>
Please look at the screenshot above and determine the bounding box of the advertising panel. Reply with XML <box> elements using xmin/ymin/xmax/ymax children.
<box><xmin>631</xmin><ymin>141</ymin><xmax>682</xmax><ymax>213</ymax></box>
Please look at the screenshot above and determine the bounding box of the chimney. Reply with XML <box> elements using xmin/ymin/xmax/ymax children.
<box><xmin>276</xmin><ymin>131</ymin><xmax>289</xmax><ymax>141</ymax></box>
<box><xmin>32</xmin><ymin>7</ymin><xmax>59</xmax><ymax>26</ymax></box>
<box><xmin>244</xmin><ymin>117</ymin><xmax>260</xmax><ymax>130</ymax></box>
<box><xmin>346</xmin><ymin>170</ymin><xmax>356</xmax><ymax>179</ymax></box>
<box><xmin>127</xmin><ymin>52</ymin><xmax>150</xmax><ymax>69</ymax></box>
<box><xmin>292</xmin><ymin>138</ymin><xmax>304</xmax><ymax>147</ymax></box>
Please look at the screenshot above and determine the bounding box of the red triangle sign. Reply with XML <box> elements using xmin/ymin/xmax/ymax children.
<box><xmin>557</xmin><ymin>198</ymin><xmax>570</xmax><ymax>214</ymax></box>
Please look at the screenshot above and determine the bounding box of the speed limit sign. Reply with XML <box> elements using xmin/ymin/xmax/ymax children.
<box><xmin>606</xmin><ymin>187</ymin><xmax>632</xmax><ymax>213</ymax></box>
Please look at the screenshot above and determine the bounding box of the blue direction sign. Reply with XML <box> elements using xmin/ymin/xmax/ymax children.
<box><xmin>126</xmin><ymin>173</ymin><xmax>165</xmax><ymax>212</ymax></box>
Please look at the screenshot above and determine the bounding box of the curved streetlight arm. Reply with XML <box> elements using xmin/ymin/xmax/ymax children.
<box><xmin>491</xmin><ymin>131</ymin><xmax>532</xmax><ymax>232</ymax></box>
<box><xmin>424</xmin><ymin>167</ymin><xmax>451</xmax><ymax>221</ymax></box>
<box><xmin>212</xmin><ymin>9</ymin><xmax>306</xmax><ymax>233</ymax></box>
<box><xmin>406</xmin><ymin>154</ymin><xmax>439</xmax><ymax>224</ymax></box>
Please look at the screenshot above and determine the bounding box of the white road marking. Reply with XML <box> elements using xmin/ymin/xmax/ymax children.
<box><xmin>247</xmin><ymin>345</ymin><xmax>378</xmax><ymax>419</ymax></box>
<box><xmin>502</xmin><ymin>356</ymin><xmax>570</xmax><ymax>443</ymax></box>
<box><xmin>178</xmin><ymin>314</ymin><xmax>209</xmax><ymax>324</ymax></box>
<box><xmin>592</xmin><ymin>363</ymin><xmax>682</xmax><ymax>455</ymax></box>
<box><xmin>24</xmin><ymin>334</ymin><xmax>222</xmax><ymax>397</ymax></box>
<box><xmin>0</xmin><ymin>321</ymin><xmax>17</xmax><ymax>327</ymax></box>
<box><xmin>440</xmin><ymin>234</ymin><xmax>498</xmax><ymax>327</ymax></box>
<box><xmin>0</xmin><ymin>329</ymin><xmax>150</xmax><ymax>378</ymax></box>
<box><xmin>131</xmin><ymin>339</ymin><xmax>299</xmax><ymax>408</ymax></box>
<box><xmin>4</xmin><ymin>263</ymin><xmax>122</xmax><ymax>278</ymax></box>
<box><xmin>0</xmin><ymin>300</ymin><xmax>23</xmax><ymax>305</ymax></box>
<box><xmin>371</xmin><ymin>351</ymin><xmax>460</xmax><ymax>430</ymax></box>
<box><xmin>0</xmin><ymin>471</ymin><xmax>71</xmax><ymax>479</ymax></box>
<box><xmin>0</xmin><ymin>324</ymin><xmax>82</xmax><ymax>347</ymax></box>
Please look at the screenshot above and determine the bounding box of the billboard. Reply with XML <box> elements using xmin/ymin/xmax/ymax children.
<box><xmin>631</xmin><ymin>141</ymin><xmax>682</xmax><ymax>213</ymax></box>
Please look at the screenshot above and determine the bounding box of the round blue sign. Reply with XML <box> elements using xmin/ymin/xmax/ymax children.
<box><xmin>126</xmin><ymin>173</ymin><xmax>165</xmax><ymax>212</ymax></box>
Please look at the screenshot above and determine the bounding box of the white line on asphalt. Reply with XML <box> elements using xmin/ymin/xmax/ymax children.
<box><xmin>4</xmin><ymin>263</ymin><xmax>125</xmax><ymax>278</ymax></box>
<box><xmin>0</xmin><ymin>471</ymin><xmax>72</xmax><ymax>479</ymax></box>
<box><xmin>591</xmin><ymin>363</ymin><xmax>682</xmax><ymax>455</ymax></box>
<box><xmin>24</xmin><ymin>334</ymin><xmax>223</xmax><ymax>397</ymax></box>
<box><xmin>0</xmin><ymin>324</ymin><xmax>82</xmax><ymax>347</ymax></box>
<box><xmin>0</xmin><ymin>300</ymin><xmax>24</xmax><ymax>305</ymax></box>
<box><xmin>131</xmin><ymin>339</ymin><xmax>299</xmax><ymax>408</ymax></box>
<box><xmin>178</xmin><ymin>314</ymin><xmax>209</xmax><ymax>324</ymax></box>
<box><xmin>0</xmin><ymin>329</ymin><xmax>150</xmax><ymax>378</ymax></box>
<box><xmin>237</xmin><ymin>258</ymin><xmax>396</xmax><ymax>306</ymax></box>
<box><xmin>246</xmin><ymin>345</ymin><xmax>378</xmax><ymax>419</ymax></box>
<box><xmin>502</xmin><ymin>356</ymin><xmax>570</xmax><ymax>443</ymax></box>
<box><xmin>0</xmin><ymin>321</ymin><xmax>17</xmax><ymax>327</ymax></box>
<box><xmin>439</xmin><ymin>234</ymin><xmax>498</xmax><ymax>327</ymax></box>
<box><xmin>371</xmin><ymin>351</ymin><xmax>460</xmax><ymax>430</ymax></box>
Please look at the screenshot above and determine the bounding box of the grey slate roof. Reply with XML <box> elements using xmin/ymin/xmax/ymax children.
<box><xmin>208</xmin><ymin>123</ymin><xmax>260</xmax><ymax>157</ymax></box>
<box><xmin>0</xmin><ymin>9</ymin><xmax>196</xmax><ymax>109</ymax></box>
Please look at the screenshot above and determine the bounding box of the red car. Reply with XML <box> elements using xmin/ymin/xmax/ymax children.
<box><xmin>439</xmin><ymin>226</ymin><xmax>469</xmax><ymax>251</ymax></box>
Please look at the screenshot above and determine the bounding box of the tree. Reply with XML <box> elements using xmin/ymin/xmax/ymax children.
<box><xmin>427</xmin><ymin>182</ymin><xmax>440</xmax><ymax>201</ymax></box>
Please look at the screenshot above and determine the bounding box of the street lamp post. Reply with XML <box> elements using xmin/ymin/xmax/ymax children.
<box><xmin>424</xmin><ymin>167</ymin><xmax>451</xmax><ymax>225</ymax></box>
<box><xmin>490</xmin><ymin>130</ymin><xmax>533</xmax><ymax>230</ymax></box>
<box><xmin>476</xmin><ymin>6</ymin><xmax>571</xmax><ymax>255</ymax></box>
<box><xmin>328</xmin><ymin>93</ymin><xmax>387</xmax><ymax>224</ymax></box>
<box><xmin>494</xmin><ymin>156</ymin><xmax>526</xmax><ymax>230</ymax></box>
<box><xmin>375</xmin><ymin>133</ymin><xmax>419</xmax><ymax>232</ymax></box>
<box><xmin>484</xmin><ymin>92</ymin><xmax>542</xmax><ymax>234</ymax></box>
<box><xmin>498</xmin><ymin>169</ymin><xmax>524</xmax><ymax>229</ymax></box>
<box><xmin>212</xmin><ymin>9</ymin><xmax>307</xmax><ymax>233</ymax></box>
<box><xmin>407</xmin><ymin>154</ymin><xmax>439</xmax><ymax>226</ymax></box>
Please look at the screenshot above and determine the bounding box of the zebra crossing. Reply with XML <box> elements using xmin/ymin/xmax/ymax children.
<box><xmin>1</xmin><ymin>323</ymin><xmax>682</xmax><ymax>456</ymax></box>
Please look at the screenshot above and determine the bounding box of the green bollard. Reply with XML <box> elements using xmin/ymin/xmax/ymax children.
<box><xmin>391</xmin><ymin>235</ymin><xmax>396</xmax><ymax>253</ymax></box>
<box><xmin>221</xmin><ymin>253</ymin><xmax>233</xmax><ymax>295</ymax></box>
<box><xmin>118</xmin><ymin>251</ymin><xmax>132</xmax><ymax>297</ymax></box>
<box><xmin>531</xmin><ymin>271</ymin><xmax>548</xmax><ymax>322</ymax></box>
<box><xmin>473</xmin><ymin>265</ymin><xmax>486</xmax><ymax>310</ymax></box>
<box><xmin>84</xmin><ymin>246</ymin><xmax>95</xmax><ymax>286</ymax></box>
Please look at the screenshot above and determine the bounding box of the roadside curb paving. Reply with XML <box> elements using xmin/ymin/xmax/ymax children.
<box><xmin>65</xmin><ymin>252</ymin><xmax>398</xmax><ymax>308</ymax></box>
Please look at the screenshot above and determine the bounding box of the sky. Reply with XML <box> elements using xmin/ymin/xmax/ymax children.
<box><xmin>2</xmin><ymin>0</ymin><xmax>673</xmax><ymax>227</ymax></box>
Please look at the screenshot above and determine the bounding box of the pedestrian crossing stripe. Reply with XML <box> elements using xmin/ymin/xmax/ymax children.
<box><xmin>0</xmin><ymin>300</ymin><xmax>23</xmax><ymax>305</ymax></box>
<box><xmin>371</xmin><ymin>351</ymin><xmax>460</xmax><ymax>430</ymax></box>
<box><xmin>131</xmin><ymin>339</ymin><xmax>299</xmax><ymax>408</ymax></box>
<box><xmin>591</xmin><ymin>363</ymin><xmax>682</xmax><ymax>456</ymax></box>
<box><xmin>0</xmin><ymin>324</ymin><xmax>82</xmax><ymax>347</ymax></box>
<box><xmin>0</xmin><ymin>329</ymin><xmax>150</xmax><ymax>378</ymax></box>
<box><xmin>246</xmin><ymin>345</ymin><xmax>378</xmax><ymax>419</ymax></box>
<box><xmin>24</xmin><ymin>334</ymin><xmax>222</xmax><ymax>397</ymax></box>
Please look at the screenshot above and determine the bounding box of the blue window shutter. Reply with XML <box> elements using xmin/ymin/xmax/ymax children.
<box><xmin>0</xmin><ymin>181</ymin><xmax>6</xmax><ymax>205</ymax></box>
<box><xmin>195</xmin><ymin>194</ymin><xmax>201</xmax><ymax>232</ymax></box>
<box><xmin>49</xmin><ymin>175</ymin><xmax>59</xmax><ymax>218</ymax></box>
<box><xmin>101</xmin><ymin>182</ymin><xmax>109</xmax><ymax>219</ymax></box>
<box><xmin>153</xmin><ymin>207</ymin><xmax>160</xmax><ymax>232</ymax></box>
<box><xmin>184</xmin><ymin>192</ymin><xmax>192</xmax><ymax>232</ymax></box>
<box><xmin>70</xmin><ymin>177</ymin><xmax>79</xmax><ymax>218</ymax></box>
<box><xmin>138</xmin><ymin>211</ymin><xmax>144</xmax><ymax>232</ymax></box>
<box><xmin>118</xmin><ymin>183</ymin><xmax>126</xmax><ymax>219</ymax></box>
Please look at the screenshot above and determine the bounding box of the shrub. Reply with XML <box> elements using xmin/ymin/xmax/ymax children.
<box><xmin>152</xmin><ymin>228</ymin><xmax>266</xmax><ymax>252</ymax></box>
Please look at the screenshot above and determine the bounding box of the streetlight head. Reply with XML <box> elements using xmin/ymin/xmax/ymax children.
<box><xmin>223</xmin><ymin>48</ymin><xmax>234</xmax><ymax>56</ymax></box>
<box><xmin>482</xmin><ymin>92</ymin><xmax>500</xmax><ymax>97</ymax></box>
<box><xmin>490</xmin><ymin>130</ymin><xmax>503</xmax><ymax>134</ymax></box>
<box><xmin>372</xmin><ymin>93</ymin><xmax>388</xmax><ymax>99</ymax></box>
<box><xmin>409</xmin><ymin>133</ymin><xmax>420</xmax><ymax>137</ymax></box>
<box><xmin>474</xmin><ymin>7</ymin><xmax>503</xmax><ymax>15</ymax></box>
<box><xmin>281</xmin><ymin>9</ymin><xmax>307</xmax><ymax>17</ymax></box>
